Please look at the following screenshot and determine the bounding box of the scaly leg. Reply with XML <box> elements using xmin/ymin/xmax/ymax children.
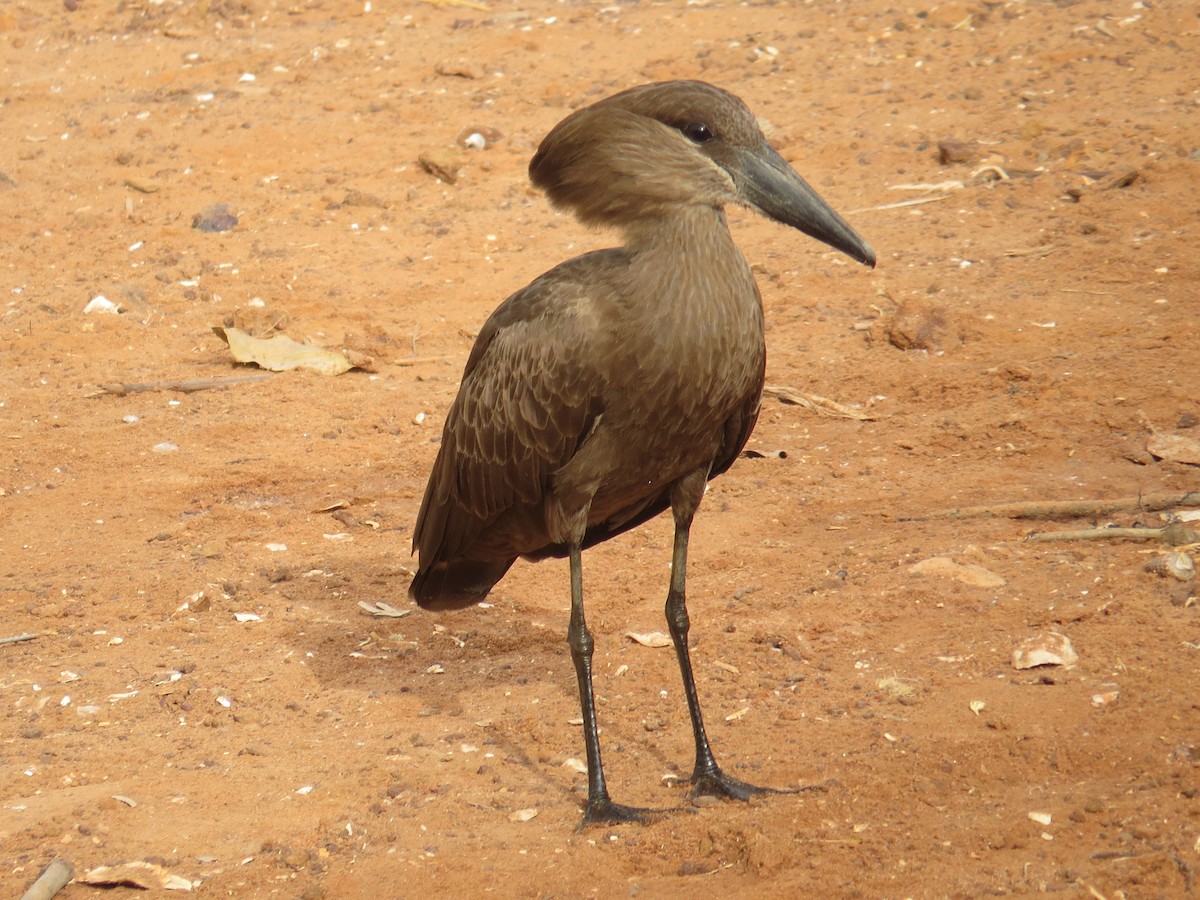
<box><xmin>567</xmin><ymin>542</ymin><xmax>661</xmax><ymax>825</ymax></box>
<box><xmin>667</xmin><ymin>470</ymin><xmax>783</xmax><ymax>801</ymax></box>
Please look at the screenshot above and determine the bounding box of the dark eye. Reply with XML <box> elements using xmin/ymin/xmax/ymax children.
<box><xmin>681</xmin><ymin>122</ymin><xmax>715</xmax><ymax>144</ymax></box>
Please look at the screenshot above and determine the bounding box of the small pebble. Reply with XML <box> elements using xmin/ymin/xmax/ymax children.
<box><xmin>192</xmin><ymin>203</ymin><xmax>238</xmax><ymax>233</ymax></box>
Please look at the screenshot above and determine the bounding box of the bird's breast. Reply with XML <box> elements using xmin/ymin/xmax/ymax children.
<box><xmin>566</xmin><ymin>259</ymin><xmax>765</xmax><ymax>521</ymax></box>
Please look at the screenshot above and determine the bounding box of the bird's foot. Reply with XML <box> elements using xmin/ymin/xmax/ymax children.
<box><xmin>581</xmin><ymin>796</ymin><xmax>674</xmax><ymax>827</ymax></box>
<box><xmin>690</xmin><ymin>766</ymin><xmax>789</xmax><ymax>802</ymax></box>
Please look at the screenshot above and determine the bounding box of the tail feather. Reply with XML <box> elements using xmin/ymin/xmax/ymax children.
<box><xmin>409</xmin><ymin>558</ymin><xmax>515</xmax><ymax>611</ymax></box>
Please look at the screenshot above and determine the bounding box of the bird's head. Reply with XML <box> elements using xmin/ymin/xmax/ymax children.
<box><xmin>529</xmin><ymin>80</ymin><xmax>875</xmax><ymax>268</ymax></box>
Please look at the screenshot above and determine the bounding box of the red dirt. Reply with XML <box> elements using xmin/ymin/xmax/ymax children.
<box><xmin>2</xmin><ymin>1</ymin><xmax>1198</xmax><ymax>896</ymax></box>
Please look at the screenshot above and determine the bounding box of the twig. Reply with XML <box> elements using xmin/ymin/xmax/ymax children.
<box><xmin>20</xmin><ymin>857</ymin><xmax>74</xmax><ymax>900</ymax></box>
<box><xmin>1026</xmin><ymin>527</ymin><xmax>1168</xmax><ymax>543</ymax></box>
<box><xmin>1</xmin><ymin>632</ymin><xmax>39</xmax><ymax>646</ymax></box>
<box><xmin>92</xmin><ymin>375</ymin><xmax>276</xmax><ymax>396</ymax></box>
<box><xmin>764</xmin><ymin>385</ymin><xmax>878</xmax><ymax>420</ymax></box>
<box><xmin>901</xmin><ymin>492</ymin><xmax>1200</xmax><ymax>522</ymax></box>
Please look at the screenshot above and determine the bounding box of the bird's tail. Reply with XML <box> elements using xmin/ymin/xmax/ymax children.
<box><xmin>409</xmin><ymin>558</ymin><xmax>514</xmax><ymax>611</ymax></box>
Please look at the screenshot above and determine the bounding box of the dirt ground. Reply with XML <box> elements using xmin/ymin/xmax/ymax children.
<box><xmin>2</xmin><ymin>0</ymin><xmax>1199</xmax><ymax>896</ymax></box>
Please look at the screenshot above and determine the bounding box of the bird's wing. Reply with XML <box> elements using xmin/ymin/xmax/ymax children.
<box><xmin>710</xmin><ymin>388</ymin><xmax>762</xmax><ymax>480</ymax></box>
<box><xmin>413</xmin><ymin>259</ymin><xmax>610</xmax><ymax>568</ymax></box>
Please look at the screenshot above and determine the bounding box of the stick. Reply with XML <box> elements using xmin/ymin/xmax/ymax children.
<box><xmin>763</xmin><ymin>385</ymin><xmax>877</xmax><ymax>420</ymax></box>
<box><xmin>93</xmin><ymin>374</ymin><xmax>276</xmax><ymax>395</ymax></box>
<box><xmin>0</xmin><ymin>632</ymin><xmax>39</xmax><ymax>645</ymax></box>
<box><xmin>20</xmin><ymin>858</ymin><xmax>74</xmax><ymax>900</ymax></box>
<box><xmin>901</xmin><ymin>492</ymin><xmax>1200</xmax><ymax>522</ymax></box>
<box><xmin>1025</xmin><ymin>527</ymin><xmax>1168</xmax><ymax>543</ymax></box>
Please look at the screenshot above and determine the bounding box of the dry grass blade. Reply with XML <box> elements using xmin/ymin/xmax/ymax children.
<box><xmin>850</xmin><ymin>194</ymin><xmax>953</xmax><ymax>213</ymax></box>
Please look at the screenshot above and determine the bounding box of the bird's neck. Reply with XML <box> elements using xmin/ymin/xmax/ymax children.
<box><xmin>618</xmin><ymin>205</ymin><xmax>757</xmax><ymax>315</ymax></box>
<box><xmin>621</xmin><ymin>204</ymin><xmax>732</xmax><ymax>257</ymax></box>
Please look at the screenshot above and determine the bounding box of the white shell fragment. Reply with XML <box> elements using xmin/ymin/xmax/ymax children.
<box><xmin>234</xmin><ymin>612</ymin><xmax>261</xmax><ymax>623</ymax></box>
<box><xmin>969</xmin><ymin>700</ymin><xmax>986</xmax><ymax>715</ymax></box>
<box><xmin>84</xmin><ymin>294</ymin><xmax>120</xmax><ymax>314</ymax></box>
<box><xmin>509</xmin><ymin>808</ymin><xmax>538</xmax><ymax>823</ymax></box>
<box><xmin>1028</xmin><ymin>811</ymin><xmax>1052</xmax><ymax>826</ymax></box>
<box><xmin>1012</xmin><ymin>631</ymin><xmax>1077</xmax><ymax>670</ymax></box>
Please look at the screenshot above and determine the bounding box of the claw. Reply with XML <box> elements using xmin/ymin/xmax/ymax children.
<box><xmin>690</xmin><ymin>767</ymin><xmax>790</xmax><ymax>802</ymax></box>
<box><xmin>581</xmin><ymin>797</ymin><xmax>672</xmax><ymax>827</ymax></box>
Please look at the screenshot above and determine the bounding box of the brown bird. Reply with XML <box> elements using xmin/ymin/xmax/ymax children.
<box><xmin>411</xmin><ymin>80</ymin><xmax>875</xmax><ymax>825</ymax></box>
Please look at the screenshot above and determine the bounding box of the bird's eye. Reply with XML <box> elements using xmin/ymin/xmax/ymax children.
<box><xmin>681</xmin><ymin>122</ymin><xmax>715</xmax><ymax>144</ymax></box>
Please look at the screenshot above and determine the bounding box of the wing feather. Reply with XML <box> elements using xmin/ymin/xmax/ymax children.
<box><xmin>412</xmin><ymin>254</ymin><xmax>616</xmax><ymax>585</ymax></box>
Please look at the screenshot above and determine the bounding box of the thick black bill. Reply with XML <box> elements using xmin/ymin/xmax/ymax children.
<box><xmin>737</xmin><ymin>143</ymin><xmax>876</xmax><ymax>268</ymax></box>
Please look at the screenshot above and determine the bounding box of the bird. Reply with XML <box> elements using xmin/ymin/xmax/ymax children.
<box><xmin>410</xmin><ymin>80</ymin><xmax>875</xmax><ymax>825</ymax></box>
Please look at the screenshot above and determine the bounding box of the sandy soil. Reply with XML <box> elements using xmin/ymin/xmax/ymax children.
<box><xmin>3</xmin><ymin>0</ymin><xmax>1199</xmax><ymax>896</ymax></box>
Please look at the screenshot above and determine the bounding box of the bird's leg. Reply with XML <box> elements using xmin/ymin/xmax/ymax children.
<box><xmin>667</xmin><ymin>472</ymin><xmax>782</xmax><ymax>802</ymax></box>
<box><xmin>567</xmin><ymin>543</ymin><xmax>660</xmax><ymax>826</ymax></box>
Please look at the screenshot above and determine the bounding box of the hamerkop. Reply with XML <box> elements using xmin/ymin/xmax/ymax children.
<box><xmin>411</xmin><ymin>80</ymin><xmax>875</xmax><ymax>825</ymax></box>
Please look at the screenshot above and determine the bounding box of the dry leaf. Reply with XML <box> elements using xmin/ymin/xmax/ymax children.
<box><xmin>1146</xmin><ymin>429</ymin><xmax>1200</xmax><ymax>466</ymax></box>
<box><xmin>626</xmin><ymin>631</ymin><xmax>672</xmax><ymax>648</ymax></box>
<box><xmin>212</xmin><ymin>326</ymin><xmax>353</xmax><ymax>376</ymax></box>
<box><xmin>80</xmin><ymin>861</ymin><xmax>195</xmax><ymax>891</ymax></box>
<box><xmin>358</xmin><ymin>600</ymin><xmax>412</xmax><ymax>618</ymax></box>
